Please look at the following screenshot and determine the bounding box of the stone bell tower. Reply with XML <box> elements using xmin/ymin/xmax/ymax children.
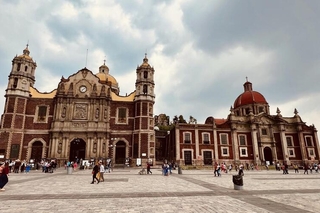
<box><xmin>6</xmin><ymin>45</ymin><xmax>37</xmax><ymax>97</ymax></box>
<box><xmin>133</xmin><ymin>54</ymin><xmax>156</xmax><ymax>164</ymax></box>
<box><xmin>1</xmin><ymin>45</ymin><xmax>37</xmax><ymax>159</ymax></box>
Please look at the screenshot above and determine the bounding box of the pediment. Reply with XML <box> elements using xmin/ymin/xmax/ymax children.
<box><xmin>254</xmin><ymin>115</ymin><xmax>275</xmax><ymax>125</ymax></box>
<box><xmin>57</xmin><ymin>68</ymin><xmax>107</xmax><ymax>97</ymax></box>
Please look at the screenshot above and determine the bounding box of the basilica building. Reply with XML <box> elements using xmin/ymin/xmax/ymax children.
<box><xmin>0</xmin><ymin>46</ymin><xmax>155</xmax><ymax>166</ymax></box>
<box><xmin>166</xmin><ymin>81</ymin><xmax>320</xmax><ymax>166</ymax></box>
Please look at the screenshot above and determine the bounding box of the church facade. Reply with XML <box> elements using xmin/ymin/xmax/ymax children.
<box><xmin>0</xmin><ymin>46</ymin><xmax>156</xmax><ymax>166</ymax></box>
<box><xmin>168</xmin><ymin>81</ymin><xmax>320</xmax><ymax>166</ymax></box>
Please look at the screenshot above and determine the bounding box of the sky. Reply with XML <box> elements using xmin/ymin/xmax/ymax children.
<box><xmin>0</xmin><ymin>0</ymin><xmax>319</xmax><ymax>130</ymax></box>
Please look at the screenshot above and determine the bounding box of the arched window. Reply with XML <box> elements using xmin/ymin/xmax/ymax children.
<box><xmin>13</xmin><ymin>78</ymin><xmax>18</xmax><ymax>88</ymax></box>
<box><xmin>25</xmin><ymin>66</ymin><xmax>28</xmax><ymax>71</ymax></box>
<box><xmin>143</xmin><ymin>85</ymin><xmax>148</xmax><ymax>94</ymax></box>
<box><xmin>144</xmin><ymin>71</ymin><xmax>148</xmax><ymax>79</ymax></box>
<box><xmin>17</xmin><ymin>63</ymin><xmax>21</xmax><ymax>71</ymax></box>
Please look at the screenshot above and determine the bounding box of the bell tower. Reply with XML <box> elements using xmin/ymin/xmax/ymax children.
<box><xmin>133</xmin><ymin>54</ymin><xmax>156</xmax><ymax>164</ymax></box>
<box><xmin>0</xmin><ymin>45</ymin><xmax>37</xmax><ymax>160</ymax></box>
<box><xmin>6</xmin><ymin>45</ymin><xmax>37</xmax><ymax>97</ymax></box>
<box><xmin>135</xmin><ymin>54</ymin><xmax>155</xmax><ymax>101</ymax></box>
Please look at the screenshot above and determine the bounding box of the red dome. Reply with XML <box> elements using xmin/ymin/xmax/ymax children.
<box><xmin>234</xmin><ymin>91</ymin><xmax>267</xmax><ymax>108</ymax></box>
<box><xmin>233</xmin><ymin>81</ymin><xmax>267</xmax><ymax>108</ymax></box>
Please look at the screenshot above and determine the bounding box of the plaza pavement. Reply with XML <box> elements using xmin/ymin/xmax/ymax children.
<box><xmin>1</xmin><ymin>167</ymin><xmax>320</xmax><ymax>213</ymax></box>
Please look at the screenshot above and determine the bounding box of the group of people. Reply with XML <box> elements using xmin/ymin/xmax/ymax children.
<box><xmin>162</xmin><ymin>161</ymin><xmax>175</xmax><ymax>176</ymax></box>
<box><xmin>301</xmin><ymin>162</ymin><xmax>319</xmax><ymax>174</ymax></box>
<box><xmin>213</xmin><ymin>162</ymin><xmax>245</xmax><ymax>177</ymax></box>
<box><xmin>213</xmin><ymin>161</ymin><xmax>320</xmax><ymax>176</ymax></box>
<box><xmin>41</xmin><ymin>160</ymin><xmax>57</xmax><ymax>173</ymax></box>
<box><xmin>7</xmin><ymin>159</ymin><xmax>33</xmax><ymax>174</ymax></box>
<box><xmin>275</xmin><ymin>161</ymin><xmax>320</xmax><ymax>175</ymax></box>
<box><xmin>91</xmin><ymin>160</ymin><xmax>112</xmax><ymax>184</ymax></box>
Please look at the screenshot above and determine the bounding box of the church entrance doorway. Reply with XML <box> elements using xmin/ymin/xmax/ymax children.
<box><xmin>184</xmin><ymin>151</ymin><xmax>192</xmax><ymax>165</ymax></box>
<box><xmin>203</xmin><ymin>151</ymin><xmax>213</xmax><ymax>165</ymax></box>
<box><xmin>69</xmin><ymin>138</ymin><xmax>86</xmax><ymax>162</ymax></box>
<box><xmin>115</xmin><ymin>141</ymin><xmax>126</xmax><ymax>164</ymax></box>
<box><xmin>31</xmin><ymin>141</ymin><xmax>43</xmax><ymax>162</ymax></box>
<box><xmin>263</xmin><ymin>147</ymin><xmax>273</xmax><ymax>165</ymax></box>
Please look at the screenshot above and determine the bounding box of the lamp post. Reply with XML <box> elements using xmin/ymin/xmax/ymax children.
<box><xmin>109</xmin><ymin>138</ymin><xmax>118</xmax><ymax>163</ymax></box>
<box><xmin>166</xmin><ymin>131</ymin><xmax>170</xmax><ymax>162</ymax></box>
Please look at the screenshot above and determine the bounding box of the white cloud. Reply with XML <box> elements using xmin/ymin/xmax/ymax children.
<box><xmin>0</xmin><ymin>0</ymin><xmax>319</xmax><ymax>133</ymax></box>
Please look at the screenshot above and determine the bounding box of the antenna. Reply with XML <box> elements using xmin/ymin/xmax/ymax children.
<box><xmin>85</xmin><ymin>49</ymin><xmax>88</xmax><ymax>68</ymax></box>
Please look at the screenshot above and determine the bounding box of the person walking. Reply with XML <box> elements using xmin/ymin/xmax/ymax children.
<box><xmin>99</xmin><ymin>161</ymin><xmax>105</xmax><ymax>182</ymax></box>
<box><xmin>146</xmin><ymin>162</ymin><xmax>152</xmax><ymax>174</ymax></box>
<box><xmin>91</xmin><ymin>162</ymin><xmax>100</xmax><ymax>184</ymax></box>
<box><xmin>238</xmin><ymin>163</ymin><xmax>244</xmax><ymax>176</ymax></box>
<box><xmin>213</xmin><ymin>162</ymin><xmax>218</xmax><ymax>177</ymax></box>
<box><xmin>304</xmin><ymin>163</ymin><xmax>309</xmax><ymax>175</ymax></box>
<box><xmin>0</xmin><ymin>162</ymin><xmax>9</xmax><ymax>191</ymax></box>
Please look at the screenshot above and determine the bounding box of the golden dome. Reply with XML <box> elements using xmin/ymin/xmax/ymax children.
<box><xmin>17</xmin><ymin>45</ymin><xmax>33</xmax><ymax>61</ymax></box>
<box><xmin>139</xmin><ymin>54</ymin><xmax>151</xmax><ymax>68</ymax></box>
<box><xmin>96</xmin><ymin>72</ymin><xmax>118</xmax><ymax>86</ymax></box>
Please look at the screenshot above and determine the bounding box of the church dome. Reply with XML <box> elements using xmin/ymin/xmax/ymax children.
<box><xmin>16</xmin><ymin>45</ymin><xmax>33</xmax><ymax>61</ymax></box>
<box><xmin>96</xmin><ymin>60</ymin><xmax>118</xmax><ymax>86</ymax></box>
<box><xmin>95</xmin><ymin>72</ymin><xmax>118</xmax><ymax>86</ymax></box>
<box><xmin>233</xmin><ymin>81</ymin><xmax>267</xmax><ymax>108</ymax></box>
<box><xmin>139</xmin><ymin>54</ymin><xmax>151</xmax><ymax>68</ymax></box>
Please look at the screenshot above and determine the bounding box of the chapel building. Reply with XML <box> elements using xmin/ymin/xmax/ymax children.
<box><xmin>166</xmin><ymin>81</ymin><xmax>320</xmax><ymax>166</ymax></box>
<box><xmin>0</xmin><ymin>46</ymin><xmax>156</xmax><ymax>166</ymax></box>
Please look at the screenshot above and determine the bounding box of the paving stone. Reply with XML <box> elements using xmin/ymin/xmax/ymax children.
<box><xmin>1</xmin><ymin>168</ymin><xmax>320</xmax><ymax>212</ymax></box>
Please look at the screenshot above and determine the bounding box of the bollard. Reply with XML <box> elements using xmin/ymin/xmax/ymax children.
<box><xmin>67</xmin><ymin>167</ymin><xmax>73</xmax><ymax>174</ymax></box>
<box><xmin>178</xmin><ymin>166</ymin><xmax>182</xmax><ymax>174</ymax></box>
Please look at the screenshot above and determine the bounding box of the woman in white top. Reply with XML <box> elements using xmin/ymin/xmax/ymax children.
<box><xmin>99</xmin><ymin>161</ymin><xmax>105</xmax><ymax>182</ymax></box>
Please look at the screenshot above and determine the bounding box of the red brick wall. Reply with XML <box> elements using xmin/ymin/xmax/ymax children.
<box><xmin>142</xmin><ymin>103</ymin><xmax>148</xmax><ymax>116</ymax></box>
<box><xmin>217</xmin><ymin>131</ymin><xmax>233</xmax><ymax>159</ymax></box>
<box><xmin>13</xmin><ymin>115</ymin><xmax>24</xmax><ymax>129</ymax></box>
<box><xmin>140</xmin><ymin>133</ymin><xmax>148</xmax><ymax>157</ymax></box>
<box><xmin>11</xmin><ymin>132</ymin><xmax>22</xmax><ymax>144</ymax></box>
<box><xmin>239</xmin><ymin>132</ymin><xmax>253</xmax><ymax>160</ymax></box>
<box><xmin>0</xmin><ymin>132</ymin><xmax>9</xmax><ymax>150</ymax></box>
<box><xmin>286</xmin><ymin>133</ymin><xmax>302</xmax><ymax>160</ymax></box>
<box><xmin>16</xmin><ymin>98</ymin><xmax>26</xmax><ymax>114</ymax></box>
<box><xmin>3</xmin><ymin>114</ymin><xmax>13</xmax><ymax>128</ymax></box>
<box><xmin>141</xmin><ymin>117</ymin><xmax>148</xmax><ymax>129</ymax></box>
<box><xmin>274</xmin><ymin>133</ymin><xmax>283</xmax><ymax>160</ymax></box>
<box><xmin>7</xmin><ymin>97</ymin><xmax>15</xmax><ymax>113</ymax></box>
<box><xmin>135</xmin><ymin>102</ymin><xmax>141</xmax><ymax>116</ymax></box>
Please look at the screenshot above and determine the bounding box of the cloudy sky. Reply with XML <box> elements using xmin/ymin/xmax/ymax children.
<box><xmin>0</xmin><ymin>0</ymin><xmax>319</xmax><ymax>129</ymax></box>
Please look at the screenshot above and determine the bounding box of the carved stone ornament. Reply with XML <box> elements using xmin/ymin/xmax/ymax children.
<box><xmin>73</xmin><ymin>103</ymin><xmax>88</xmax><ymax>120</ymax></box>
<box><xmin>61</xmin><ymin>107</ymin><xmax>66</xmax><ymax>118</ymax></box>
<box><xmin>72</xmin><ymin>122</ymin><xmax>87</xmax><ymax>128</ymax></box>
<box><xmin>81</xmin><ymin>69</ymin><xmax>88</xmax><ymax>78</ymax></box>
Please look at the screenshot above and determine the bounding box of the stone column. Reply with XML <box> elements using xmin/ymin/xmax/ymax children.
<box><xmin>231</xmin><ymin>124</ymin><xmax>239</xmax><ymax>162</ymax></box>
<box><xmin>51</xmin><ymin>138</ymin><xmax>57</xmax><ymax>158</ymax></box>
<box><xmin>213</xmin><ymin>128</ymin><xmax>218</xmax><ymax>162</ymax></box>
<box><xmin>251</xmin><ymin>124</ymin><xmax>260</xmax><ymax>165</ymax></box>
<box><xmin>97</xmin><ymin>137</ymin><xmax>101</xmax><ymax>158</ymax></box>
<box><xmin>314</xmin><ymin>130</ymin><xmax>320</xmax><ymax>161</ymax></box>
<box><xmin>175</xmin><ymin>127</ymin><xmax>180</xmax><ymax>163</ymax></box>
<box><xmin>195</xmin><ymin>126</ymin><xmax>199</xmax><ymax>160</ymax></box>
<box><xmin>297</xmin><ymin>126</ymin><xmax>307</xmax><ymax>162</ymax></box>
<box><xmin>64</xmin><ymin>137</ymin><xmax>68</xmax><ymax>159</ymax></box>
<box><xmin>280</xmin><ymin>124</ymin><xmax>289</xmax><ymax>163</ymax></box>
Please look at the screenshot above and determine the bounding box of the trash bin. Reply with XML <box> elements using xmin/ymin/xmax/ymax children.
<box><xmin>67</xmin><ymin>167</ymin><xmax>73</xmax><ymax>174</ymax></box>
<box><xmin>232</xmin><ymin>175</ymin><xmax>243</xmax><ymax>190</ymax></box>
<box><xmin>178</xmin><ymin>166</ymin><xmax>182</xmax><ymax>175</ymax></box>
